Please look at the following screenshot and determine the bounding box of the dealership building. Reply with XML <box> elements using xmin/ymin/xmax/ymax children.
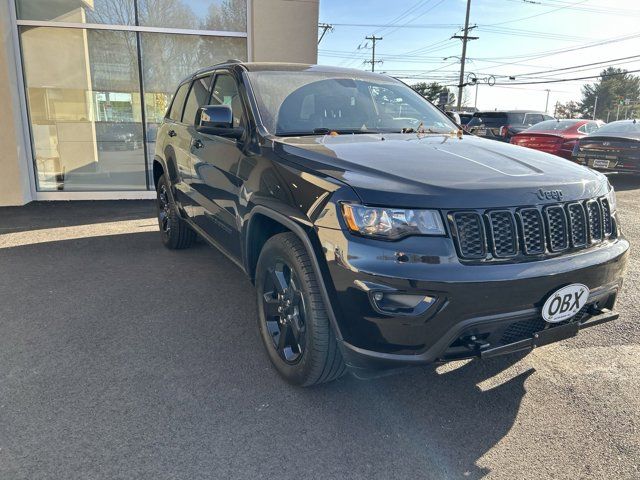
<box><xmin>0</xmin><ymin>0</ymin><xmax>319</xmax><ymax>206</ymax></box>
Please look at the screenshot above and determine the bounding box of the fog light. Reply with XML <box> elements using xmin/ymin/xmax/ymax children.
<box><xmin>371</xmin><ymin>291</ymin><xmax>437</xmax><ymax>316</ymax></box>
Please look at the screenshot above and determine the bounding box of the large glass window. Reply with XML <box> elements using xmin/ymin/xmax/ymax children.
<box><xmin>16</xmin><ymin>1</ymin><xmax>248</xmax><ymax>191</ymax></box>
<box><xmin>140</xmin><ymin>33</ymin><xmax>246</xmax><ymax>183</ymax></box>
<box><xmin>138</xmin><ymin>0</ymin><xmax>246</xmax><ymax>31</ymax></box>
<box><xmin>16</xmin><ymin>0</ymin><xmax>135</xmax><ymax>25</ymax></box>
<box><xmin>21</xmin><ymin>26</ymin><xmax>146</xmax><ymax>191</ymax></box>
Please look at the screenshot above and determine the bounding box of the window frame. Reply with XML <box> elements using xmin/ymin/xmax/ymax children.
<box><xmin>180</xmin><ymin>73</ymin><xmax>215</xmax><ymax>125</ymax></box>
<box><xmin>210</xmin><ymin>70</ymin><xmax>249</xmax><ymax>129</ymax></box>
<box><xmin>166</xmin><ymin>81</ymin><xmax>191</xmax><ymax>122</ymax></box>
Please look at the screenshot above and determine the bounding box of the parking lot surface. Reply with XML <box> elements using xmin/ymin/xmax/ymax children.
<box><xmin>0</xmin><ymin>175</ymin><xmax>639</xmax><ymax>480</ymax></box>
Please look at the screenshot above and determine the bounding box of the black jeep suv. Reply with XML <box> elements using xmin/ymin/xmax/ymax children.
<box><xmin>153</xmin><ymin>62</ymin><xmax>628</xmax><ymax>386</ymax></box>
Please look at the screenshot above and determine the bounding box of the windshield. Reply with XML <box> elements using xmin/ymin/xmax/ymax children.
<box><xmin>245</xmin><ymin>70</ymin><xmax>457</xmax><ymax>136</ymax></box>
<box><xmin>526</xmin><ymin>120</ymin><xmax>580</xmax><ymax>132</ymax></box>
<box><xmin>592</xmin><ymin>121</ymin><xmax>640</xmax><ymax>137</ymax></box>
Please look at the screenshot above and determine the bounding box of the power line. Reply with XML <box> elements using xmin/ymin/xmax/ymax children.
<box><xmin>506</xmin><ymin>0</ymin><xmax>640</xmax><ymax>16</ymax></box>
<box><xmin>487</xmin><ymin>68</ymin><xmax>640</xmax><ymax>86</ymax></box>
<box><xmin>484</xmin><ymin>0</ymin><xmax>590</xmax><ymax>26</ymax></box>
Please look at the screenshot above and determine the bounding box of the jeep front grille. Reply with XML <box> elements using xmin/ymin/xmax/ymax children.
<box><xmin>453</xmin><ymin>212</ymin><xmax>486</xmax><ymax>259</ymax></box>
<box><xmin>450</xmin><ymin>196</ymin><xmax>614</xmax><ymax>261</ymax></box>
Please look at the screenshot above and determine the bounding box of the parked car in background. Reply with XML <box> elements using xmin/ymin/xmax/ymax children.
<box><xmin>467</xmin><ymin>110</ymin><xmax>554</xmax><ymax>142</ymax></box>
<box><xmin>510</xmin><ymin>119</ymin><xmax>602</xmax><ymax>159</ymax></box>
<box><xmin>458</xmin><ymin>112</ymin><xmax>474</xmax><ymax>127</ymax></box>
<box><xmin>573</xmin><ymin>119</ymin><xmax>640</xmax><ymax>174</ymax></box>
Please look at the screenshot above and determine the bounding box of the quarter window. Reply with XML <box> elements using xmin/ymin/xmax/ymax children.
<box><xmin>168</xmin><ymin>83</ymin><xmax>190</xmax><ymax>121</ymax></box>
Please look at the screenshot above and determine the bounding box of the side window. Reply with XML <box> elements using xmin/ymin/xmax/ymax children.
<box><xmin>525</xmin><ymin>114</ymin><xmax>544</xmax><ymax>125</ymax></box>
<box><xmin>211</xmin><ymin>74</ymin><xmax>245</xmax><ymax>127</ymax></box>
<box><xmin>182</xmin><ymin>75</ymin><xmax>214</xmax><ymax>125</ymax></box>
<box><xmin>577</xmin><ymin>125</ymin><xmax>588</xmax><ymax>134</ymax></box>
<box><xmin>167</xmin><ymin>83</ymin><xmax>190</xmax><ymax>121</ymax></box>
<box><xmin>586</xmin><ymin>122</ymin><xmax>600</xmax><ymax>134</ymax></box>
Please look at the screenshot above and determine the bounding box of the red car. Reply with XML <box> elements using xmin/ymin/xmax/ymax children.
<box><xmin>510</xmin><ymin>119</ymin><xmax>603</xmax><ymax>159</ymax></box>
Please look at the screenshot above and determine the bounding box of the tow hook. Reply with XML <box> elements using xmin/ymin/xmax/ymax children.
<box><xmin>465</xmin><ymin>335</ymin><xmax>490</xmax><ymax>352</ymax></box>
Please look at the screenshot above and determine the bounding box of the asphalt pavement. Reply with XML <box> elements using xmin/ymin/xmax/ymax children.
<box><xmin>0</xmin><ymin>176</ymin><xmax>639</xmax><ymax>480</ymax></box>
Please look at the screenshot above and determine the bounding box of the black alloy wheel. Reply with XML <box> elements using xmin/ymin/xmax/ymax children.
<box><xmin>262</xmin><ymin>261</ymin><xmax>307</xmax><ymax>364</ymax></box>
<box><xmin>256</xmin><ymin>232</ymin><xmax>346</xmax><ymax>386</ymax></box>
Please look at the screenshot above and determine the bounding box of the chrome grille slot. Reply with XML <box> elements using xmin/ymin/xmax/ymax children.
<box><xmin>586</xmin><ymin>200</ymin><xmax>603</xmax><ymax>242</ymax></box>
<box><xmin>488</xmin><ymin>211</ymin><xmax>517</xmax><ymax>257</ymax></box>
<box><xmin>600</xmin><ymin>198</ymin><xmax>612</xmax><ymax>236</ymax></box>
<box><xmin>567</xmin><ymin>202</ymin><xmax>587</xmax><ymax>247</ymax></box>
<box><xmin>519</xmin><ymin>208</ymin><xmax>545</xmax><ymax>255</ymax></box>
<box><xmin>453</xmin><ymin>212</ymin><xmax>486</xmax><ymax>259</ymax></box>
<box><xmin>544</xmin><ymin>205</ymin><xmax>569</xmax><ymax>252</ymax></box>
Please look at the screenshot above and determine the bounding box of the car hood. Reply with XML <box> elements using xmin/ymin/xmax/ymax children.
<box><xmin>273</xmin><ymin>133</ymin><xmax>608</xmax><ymax>209</ymax></box>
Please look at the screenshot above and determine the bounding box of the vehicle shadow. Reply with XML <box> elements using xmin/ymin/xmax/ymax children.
<box><xmin>304</xmin><ymin>354</ymin><xmax>533</xmax><ymax>479</ymax></box>
<box><xmin>0</xmin><ymin>200</ymin><xmax>156</xmax><ymax>234</ymax></box>
<box><xmin>607</xmin><ymin>173</ymin><xmax>640</xmax><ymax>192</ymax></box>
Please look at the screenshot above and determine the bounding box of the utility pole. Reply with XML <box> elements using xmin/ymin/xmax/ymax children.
<box><xmin>453</xmin><ymin>0</ymin><xmax>478</xmax><ymax>110</ymax></box>
<box><xmin>364</xmin><ymin>35</ymin><xmax>383</xmax><ymax>72</ymax></box>
<box><xmin>617</xmin><ymin>103</ymin><xmax>621</xmax><ymax>120</ymax></box>
<box><xmin>318</xmin><ymin>23</ymin><xmax>333</xmax><ymax>45</ymax></box>
<box><xmin>593</xmin><ymin>95</ymin><xmax>598</xmax><ymax>120</ymax></box>
<box><xmin>544</xmin><ymin>89</ymin><xmax>550</xmax><ymax>113</ymax></box>
<box><xmin>474</xmin><ymin>82</ymin><xmax>479</xmax><ymax>109</ymax></box>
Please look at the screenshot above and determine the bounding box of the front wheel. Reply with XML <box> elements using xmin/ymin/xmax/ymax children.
<box><xmin>256</xmin><ymin>232</ymin><xmax>346</xmax><ymax>386</ymax></box>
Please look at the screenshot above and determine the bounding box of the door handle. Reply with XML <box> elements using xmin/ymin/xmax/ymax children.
<box><xmin>168</xmin><ymin>129</ymin><xmax>177</xmax><ymax>137</ymax></box>
<box><xmin>193</xmin><ymin>139</ymin><xmax>204</xmax><ymax>149</ymax></box>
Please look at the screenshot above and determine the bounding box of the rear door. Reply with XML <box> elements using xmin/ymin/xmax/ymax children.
<box><xmin>188</xmin><ymin>71</ymin><xmax>246</xmax><ymax>261</ymax></box>
<box><xmin>160</xmin><ymin>81</ymin><xmax>191</xmax><ymax>203</ymax></box>
<box><xmin>177</xmin><ymin>74</ymin><xmax>215</xmax><ymax>217</ymax></box>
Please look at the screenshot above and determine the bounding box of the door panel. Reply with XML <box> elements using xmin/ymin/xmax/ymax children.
<box><xmin>189</xmin><ymin>72</ymin><xmax>246</xmax><ymax>260</ymax></box>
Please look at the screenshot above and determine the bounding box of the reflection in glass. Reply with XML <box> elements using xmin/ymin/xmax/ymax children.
<box><xmin>20</xmin><ymin>26</ymin><xmax>146</xmax><ymax>191</ymax></box>
<box><xmin>140</xmin><ymin>33</ymin><xmax>246</xmax><ymax>183</ymax></box>
<box><xmin>138</xmin><ymin>0</ymin><xmax>246</xmax><ymax>31</ymax></box>
<box><xmin>16</xmin><ymin>0</ymin><xmax>135</xmax><ymax>25</ymax></box>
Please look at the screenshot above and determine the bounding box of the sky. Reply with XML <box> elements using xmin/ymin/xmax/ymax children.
<box><xmin>317</xmin><ymin>0</ymin><xmax>640</xmax><ymax>115</ymax></box>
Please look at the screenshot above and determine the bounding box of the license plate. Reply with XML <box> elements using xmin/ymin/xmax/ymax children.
<box><xmin>592</xmin><ymin>159</ymin><xmax>610</xmax><ymax>169</ymax></box>
<box><xmin>475</xmin><ymin>128</ymin><xmax>487</xmax><ymax>136</ymax></box>
<box><xmin>542</xmin><ymin>284</ymin><xmax>589</xmax><ymax>323</ymax></box>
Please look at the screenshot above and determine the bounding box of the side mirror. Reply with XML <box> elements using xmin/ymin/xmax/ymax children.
<box><xmin>196</xmin><ymin>105</ymin><xmax>243</xmax><ymax>139</ymax></box>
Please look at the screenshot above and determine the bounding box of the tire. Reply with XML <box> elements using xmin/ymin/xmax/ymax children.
<box><xmin>256</xmin><ymin>232</ymin><xmax>346</xmax><ymax>386</ymax></box>
<box><xmin>156</xmin><ymin>173</ymin><xmax>197</xmax><ymax>250</ymax></box>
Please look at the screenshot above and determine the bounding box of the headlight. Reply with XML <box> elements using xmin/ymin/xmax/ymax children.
<box><xmin>341</xmin><ymin>204</ymin><xmax>445</xmax><ymax>240</ymax></box>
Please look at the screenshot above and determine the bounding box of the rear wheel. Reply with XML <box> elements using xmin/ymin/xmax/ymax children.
<box><xmin>156</xmin><ymin>173</ymin><xmax>196</xmax><ymax>249</ymax></box>
<box><xmin>256</xmin><ymin>232</ymin><xmax>346</xmax><ymax>386</ymax></box>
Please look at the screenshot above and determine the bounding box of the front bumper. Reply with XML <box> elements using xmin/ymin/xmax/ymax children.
<box><xmin>315</xmin><ymin>226</ymin><xmax>629</xmax><ymax>371</ymax></box>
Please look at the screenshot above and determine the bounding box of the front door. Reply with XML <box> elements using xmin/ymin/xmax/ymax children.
<box><xmin>189</xmin><ymin>72</ymin><xmax>246</xmax><ymax>261</ymax></box>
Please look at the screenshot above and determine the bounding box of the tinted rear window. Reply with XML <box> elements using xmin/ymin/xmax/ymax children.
<box><xmin>526</xmin><ymin>120</ymin><xmax>580</xmax><ymax>132</ymax></box>
<box><xmin>593</xmin><ymin>121</ymin><xmax>640</xmax><ymax>136</ymax></box>
<box><xmin>468</xmin><ymin>112</ymin><xmax>508</xmax><ymax>127</ymax></box>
